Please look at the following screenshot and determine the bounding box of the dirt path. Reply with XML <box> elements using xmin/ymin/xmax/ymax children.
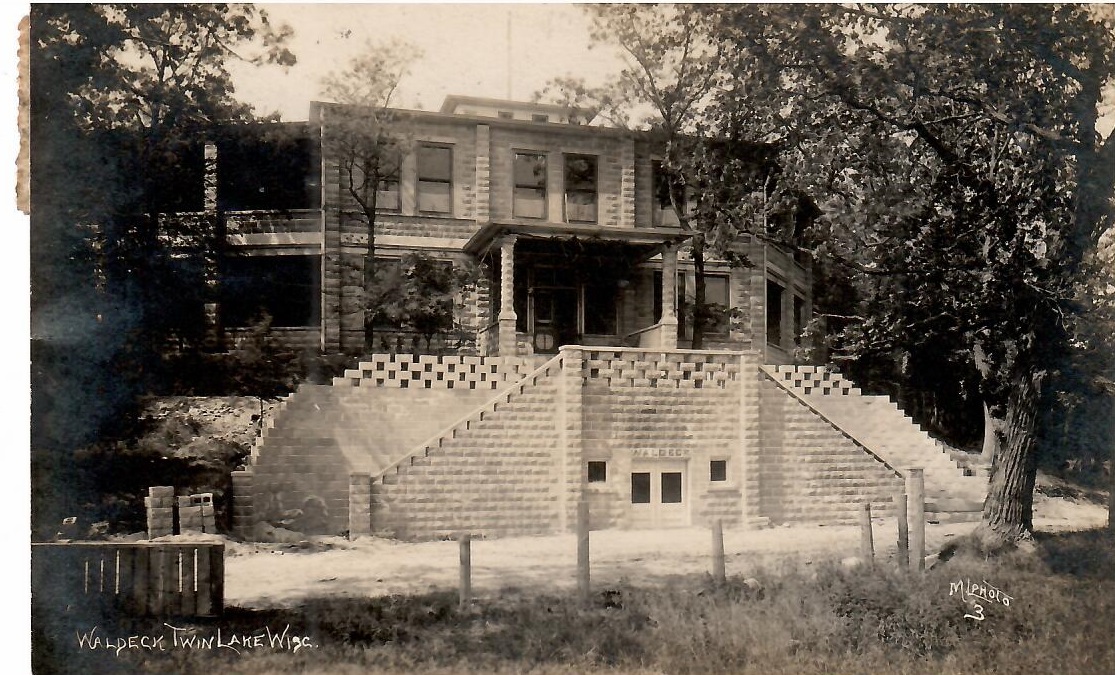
<box><xmin>222</xmin><ymin>494</ymin><xmax>1108</xmax><ymax>609</ymax></box>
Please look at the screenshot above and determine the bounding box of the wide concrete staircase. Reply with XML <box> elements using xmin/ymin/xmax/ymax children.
<box><xmin>251</xmin><ymin>354</ymin><xmax>543</xmax><ymax>467</ymax></box>
<box><xmin>757</xmin><ymin>376</ymin><xmax>906</xmax><ymax>525</ymax></box>
<box><xmin>761</xmin><ymin>365</ymin><xmax>987</xmax><ymax>522</ymax></box>
<box><xmin>241</xmin><ymin>354</ymin><xmax>545</xmax><ymax>535</ymax></box>
<box><xmin>369</xmin><ymin>353</ymin><xmax>567</xmax><ymax>539</ymax></box>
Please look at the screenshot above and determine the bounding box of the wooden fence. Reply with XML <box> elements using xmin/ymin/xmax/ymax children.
<box><xmin>31</xmin><ymin>542</ymin><xmax>224</xmax><ymax>617</ymax></box>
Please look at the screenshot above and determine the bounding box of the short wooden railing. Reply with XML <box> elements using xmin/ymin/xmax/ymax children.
<box><xmin>32</xmin><ymin>542</ymin><xmax>224</xmax><ymax>617</ymax></box>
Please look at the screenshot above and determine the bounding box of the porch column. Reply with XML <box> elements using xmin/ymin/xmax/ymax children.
<box><xmin>202</xmin><ymin>143</ymin><xmax>221</xmax><ymax>351</ymax></box>
<box><xmin>659</xmin><ymin>245</ymin><xmax>679</xmax><ymax>349</ymax></box>
<box><xmin>498</xmin><ymin>235</ymin><xmax>518</xmax><ymax>356</ymax></box>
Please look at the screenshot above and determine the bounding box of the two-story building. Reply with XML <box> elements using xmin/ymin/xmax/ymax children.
<box><xmin>214</xmin><ymin>95</ymin><xmax>813</xmax><ymax>363</ymax></box>
<box><xmin>215</xmin><ymin>97</ymin><xmax>989</xmax><ymax>540</ymax></box>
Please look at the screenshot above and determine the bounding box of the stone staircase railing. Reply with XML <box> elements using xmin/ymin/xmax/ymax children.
<box><xmin>245</xmin><ymin>355</ymin><xmax>545</xmax><ymax>466</ymax></box>
<box><xmin>332</xmin><ymin>353</ymin><xmax>543</xmax><ymax>389</ymax></box>
<box><xmin>760</xmin><ymin>364</ymin><xmax>987</xmax><ymax>520</ymax></box>
<box><xmin>372</xmin><ymin>351</ymin><xmax>566</xmax><ymax>484</ymax></box>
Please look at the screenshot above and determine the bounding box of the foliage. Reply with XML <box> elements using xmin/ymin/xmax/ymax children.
<box><xmin>31</xmin><ymin>3</ymin><xmax>297</xmax><ymax>421</ymax></box>
<box><xmin>563</xmin><ymin>3</ymin><xmax>1114</xmax><ymax>538</ymax></box>
<box><xmin>161</xmin><ymin>314</ymin><xmax>299</xmax><ymax>397</ymax></box>
<box><xmin>696</xmin><ymin>4</ymin><xmax>1115</xmax><ymax>542</ymax></box>
<box><xmin>318</xmin><ymin>40</ymin><xmax>422</xmax><ymax>352</ymax></box>
<box><xmin>544</xmin><ymin>5</ymin><xmax>765</xmax><ymax>348</ymax></box>
<box><xmin>368</xmin><ymin>253</ymin><xmax>481</xmax><ymax>351</ymax></box>
<box><xmin>30</xmin><ymin>4</ymin><xmax>297</xmax><ymax>537</ymax></box>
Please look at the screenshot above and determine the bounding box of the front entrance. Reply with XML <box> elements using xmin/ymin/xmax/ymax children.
<box><xmin>531</xmin><ymin>286</ymin><xmax>578</xmax><ymax>353</ymax></box>
<box><xmin>629</xmin><ymin>460</ymin><xmax>689</xmax><ymax>528</ymax></box>
<box><xmin>508</xmin><ymin>241</ymin><xmax>633</xmax><ymax>354</ymax></box>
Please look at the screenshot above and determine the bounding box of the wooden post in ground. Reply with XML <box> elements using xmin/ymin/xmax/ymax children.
<box><xmin>859</xmin><ymin>502</ymin><xmax>874</xmax><ymax>566</ymax></box>
<box><xmin>577</xmin><ymin>500</ymin><xmax>590</xmax><ymax>604</ymax></box>
<box><xmin>458</xmin><ymin>534</ymin><xmax>471</xmax><ymax>609</ymax></box>
<box><xmin>906</xmin><ymin>468</ymin><xmax>925</xmax><ymax>572</ymax></box>
<box><xmin>712</xmin><ymin>519</ymin><xmax>726</xmax><ymax>584</ymax></box>
<box><xmin>894</xmin><ymin>488</ymin><xmax>909</xmax><ymax>569</ymax></box>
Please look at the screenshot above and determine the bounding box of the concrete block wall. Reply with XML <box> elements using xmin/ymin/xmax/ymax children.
<box><xmin>248</xmin><ymin>428</ymin><xmax>353</xmax><ymax>534</ymax></box>
<box><xmin>557</xmin><ymin>347</ymin><xmax>586</xmax><ymax>531</ymax></box>
<box><xmin>370</xmin><ymin>355</ymin><xmax>566</xmax><ymax>539</ymax></box>
<box><xmin>349</xmin><ymin>473</ymin><xmax>372</xmax><ymax>538</ymax></box>
<box><xmin>233</xmin><ymin>346</ymin><xmax>989</xmax><ymax>540</ymax></box>
<box><xmin>763</xmin><ymin>365</ymin><xmax>986</xmax><ymax>519</ymax></box>
<box><xmin>578</xmin><ymin>349</ymin><xmax>745</xmax><ymax>529</ymax></box>
<box><xmin>332</xmin><ymin>353</ymin><xmax>541</xmax><ymax>388</ymax></box>
<box><xmin>236</xmin><ymin>355</ymin><xmax>542</xmax><ymax>537</ymax></box>
<box><xmin>757</xmin><ymin>377</ymin><xmax>902</xmax><ymax>524</ymax></box>
<box><xmin>632</xmin><ymin>140</ymin><xmax>656</xmax><ymax>229</ymax></box>
<box><xmin>230</xmin><ymin>471</ymin><xmax>254</xmax><ymax>538</ymax></box>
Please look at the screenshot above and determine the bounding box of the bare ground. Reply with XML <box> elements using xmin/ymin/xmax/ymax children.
<box><xmin>219</xmin><ymin>486</ymin><xmax>1108</xmax><ymax>610</ymax></box>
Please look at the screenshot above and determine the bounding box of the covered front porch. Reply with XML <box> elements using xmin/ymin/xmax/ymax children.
<box><xmin>466</xmin><ymin>221</ymin><xmax>690</xmax><ymax>356</ymax></box>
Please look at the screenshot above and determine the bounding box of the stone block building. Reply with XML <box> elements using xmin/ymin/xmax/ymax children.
<box><xmin>186</xmin><ymin>95</ymin><xmax>986</xmax><ymax>539</ymax></box>
<box><xmin>211</xmin><ymin>95</ymin><xmax>812</xmax><ymax>362</ymax></box>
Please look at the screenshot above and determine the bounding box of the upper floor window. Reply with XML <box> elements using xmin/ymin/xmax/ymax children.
<box><xmin>531</xmin><ymin>113</ymin><xmax>550</xmax><ymax>123</ymax></box>
<box><xmin>376</xmin><ymin>167</ymin><xmax>401</xmax><ymax>212</ymax></box>
<box><xmin>652</xmin><ymin>160</ymin><xmax>693</xmax><ymax>227</ymax></box>
<box><xmin>767</xmin><ymin>279</ymin><xmax>785</xmax><ymax>347</ymax></box>
<box><xmin>498</xmin><ymin>111</ymin><xmax>514</xmax><ymax>119</ymax></box>
<box><xmin>514</xmin><ymin>152</ymin><xmax>547</xmax><ymax>219</ymax></box>
<box><xmin>564</xmin><ymin>154</ymin><xmax>597</xmax><ymax>223</ymax></box>
<box><xmin>417</xmin><ymin>144</ymin><xmax>452</xmax><ymax>214</ymax></box>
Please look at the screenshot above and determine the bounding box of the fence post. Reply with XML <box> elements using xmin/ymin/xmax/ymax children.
<box><xmin>711</xmin><ymin>519</ymin><xmax>726</xmax><ymax>584</ymax></box>
<box><xmin>894</xmin><ymin>487</ymin><xmax>909</xmax><ymax>569</ymax></box>
<box><xmin>906</xmin><ymin>468</ymin><xmax>925</xmax><ymax>572</ymax></box>
<box><xmin>859</xmin><ymin>502</ymin><xmax>874</xmax><ymax>566</ymax></box>
<box><xmin>458</xmin><ymin>534</ymin><xmax>471</xmax><ymax>609</ymax></box>
<box><xmin>577</xmin><ymin>500</ymin><xmax>590</xmax><ymax>604</ymax></box>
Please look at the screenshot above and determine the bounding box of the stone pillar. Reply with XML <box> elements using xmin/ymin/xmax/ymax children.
<box><xmin>322</xmin><ymin>156</ymin><xmax>343</xmax><ymax>352</ymax></box>
<box><xmin>559</xmin><ymin>346</ymin><xmax>585</xmax><ymax>531</ymax></box>
<box><xmin>619</xmin><ymin>138</ymin><xmax>636</xmax><ymax>228</ymax></box>
<box><xmin>547</xmin><ymin>152</ymin><xmax>563</xmax><ymax>223</ymax></box>
<box><xmin>659</xmin><ymin>246</ymin><xmax>679</xmax><ymax>349</ymax></box>
<box><xmin>202</xmin><ymin>143</ymin><xmax>222</xmax><ymax>350</ymax></box>
<box><xmin>498</xmin><ymin>235</ymin><xmax>518</xmax><ymax>355</ymax></box>
<box><xmin>475</xmin><ymin>124</ymin><xmax>491</xmax><ymax>224</ymax></box>
<box><xmin>204</xmin><ymin>143</ymin><xmax>218</xmax><ymax>212</ymax></box>
<box><xmin>231</xmin><ymin>470</ymin><xmax>255</xmax><ymax>539</ymax></box>
<box><xmin>737</xmin><ymin>352</ymin><xmax>767</xmax><ymax>528</ymax></box>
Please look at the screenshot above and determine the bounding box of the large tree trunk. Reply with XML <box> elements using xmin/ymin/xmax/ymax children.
<box><xmin>1110</xmin><ymin>388</ymin><xmax>1115</xmax><ymax>531</ymax></box>
<box><xmin>974</xmin><ymin>369</ymin><xmax>1044</xmax><ymax>548</ymax></box>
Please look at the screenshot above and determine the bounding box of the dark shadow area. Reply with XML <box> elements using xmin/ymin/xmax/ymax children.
<box><xmin>1034</xmin><ymin>528</ymin><xmax>1115</xmax><ymax>579</ymax></box>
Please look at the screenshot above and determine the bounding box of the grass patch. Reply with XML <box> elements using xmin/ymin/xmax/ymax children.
<box><xmin>33</xmin><ymin>528</ymin><xmax>1115</xmax><ymax>674</ymax></box>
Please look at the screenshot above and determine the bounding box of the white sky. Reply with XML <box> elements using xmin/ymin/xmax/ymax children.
<box><xmin>227</xmin><ymin>3</ymin><xmax>624</xmax><ymax>121</ymax></box>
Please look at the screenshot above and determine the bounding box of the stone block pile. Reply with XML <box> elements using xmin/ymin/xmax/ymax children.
<box><xmin>146</xmin><ymin>486</ymin><xmax>218</xmax><ymax>537</ymax></box>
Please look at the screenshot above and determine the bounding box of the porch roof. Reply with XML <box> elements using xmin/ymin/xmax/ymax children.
<box><xmin>464</xmin><ymin>220</ymin><xmax>691</xmax><ymax>257</ymax></box>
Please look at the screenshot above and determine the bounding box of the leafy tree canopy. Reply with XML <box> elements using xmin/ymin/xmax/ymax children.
<box><xmin>699</xmin><ymin>3</ymin><xmax>1115</xmax><ymax>543</ymax></box>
